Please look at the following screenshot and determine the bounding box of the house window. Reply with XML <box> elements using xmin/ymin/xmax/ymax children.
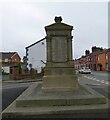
<box><xmin>106</xmin><ymin>53</ymin><xmax>108</xmax><ymax>60</ymax></box>
<box><xmin>10</xmin><ymin>68</ymin><xmax>13</xmax><ymax>74</ymax></box>
<box><xmin>98</xmin><ymin>57</ymin><xmax>100</xmax><ymax>62</ymax></box>
<box><xmin>106</xmin><ymin>63</ymin><xmax>108</xmax><ymax>70</ymax></box>
<box><xmin>5</xmin><ymin>59</ymin><xmax>8</xmax><ymax>62</ymax></box>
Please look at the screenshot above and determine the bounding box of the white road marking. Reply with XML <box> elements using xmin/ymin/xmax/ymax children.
<box><xmin>101</xmin><ymin>80</ymin><xmax>105</xmax><ymax>82</ymax></box>
<box><xmin>96</xmin><ymin>79</ymin><xmax>100</xmax><ymax>82</ymax></box>
<box><xmin>105</xmin><ymin>82</ymin><xmax>109</xmax><ymax>85</ymax></box>
<box><xmin>100</xmin><ymin>81</ymin><xmax>105</xmax><ymax>84</ymax></box>
<box><xmin>89</xmin><ymin>77</ymin><xmax>93</xmax><ymax>79</ymax></box>
<box><xmin>82</xmin><ymin>75</ymin><xmax>109</xmax><ymax>85</ymax></box>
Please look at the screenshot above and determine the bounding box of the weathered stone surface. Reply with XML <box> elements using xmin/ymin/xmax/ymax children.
<box><xmin>42</xmin><ymin>16</ymin><xmax>78</xmax><ymax>91</ymax></box>
<box><xmin>15</xmin><ymin>83</ymin><xmax>107</xmax><ymax>107</ymax></box>
<box><xmin>52</xmin><ymin>37</ymin><xmax>67</xmax><ymax>62</ymax></box>
<box><xmin>2</xmin><ymin>83</ymin><xmax>109</xmax><ymax>119</ymax></box>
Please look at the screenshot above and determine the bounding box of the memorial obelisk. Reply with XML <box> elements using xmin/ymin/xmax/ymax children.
<box><xmin>42</xmin><ymin>16</ymin><xmax>79</xmax><ymax>91</ymax></box>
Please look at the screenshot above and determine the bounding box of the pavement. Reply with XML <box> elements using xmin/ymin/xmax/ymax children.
<box><xmin>2</xmin><ymin>81</ymin><xmax>109</xmax><ymax>119</ymax></box>
<box><xmin>2</xmin><ymin>71</ymin><xmax>110</xmax><ymax>119</ymax></box>
<box><xmin>1</xmin><ymin>70</ymin><xmax>109</xmax><ymax>84</ymax></box>
<box><xmin>2</xmin><ymin>77</ymin><xmax>42</xmax><ymax>84</ymax></box>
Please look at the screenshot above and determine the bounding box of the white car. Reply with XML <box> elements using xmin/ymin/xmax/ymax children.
<box><xmin>79</xmin><ymin>67</ymin><xmax>91</xmax><ymax>74</ymax></box>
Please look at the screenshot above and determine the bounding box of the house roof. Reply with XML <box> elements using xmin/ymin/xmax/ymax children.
<box><xmin>91</xmin><ymin>49</ymin><xmax>107</xmax><ymax>56</ymax></box>
<box><xmin>25</xmin><ymin>38</ymin><xmax>45</xmax><ymax>49</ymax></box>
<box><xmin>0</xmin><ymin>52</ymin><xmax>18</xmax><ymax>60</ymax></box>
<box><xmin>107</xmin><ymin>48</ymin><xmax>110</xmax><ymax>52</ymax></box>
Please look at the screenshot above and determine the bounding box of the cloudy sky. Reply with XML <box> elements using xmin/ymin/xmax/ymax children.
<box><xmin>1</xmin><ymin>0</ymin><xmax>108</xmax><ymax>59</ymax></box>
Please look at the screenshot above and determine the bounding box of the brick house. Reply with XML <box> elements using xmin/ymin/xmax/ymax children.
<box><xmin>74</xmin><ymin>46</ymin><xmax>110</xmax><ymax>72</ymax></box>
<box><xmin>96</xmin><ymin>49</ymin><xmax>107</xmax><ymax>71</ymax></box>
<box><xmin>90</xmin><ymin>52</ymin><xmax>98</xmax><ymax>71</ymax></box>
<box><xmin>0</xmin><ymin>52</ymin><xmax>21</xmax><ymax>73</ymax></box>
<box><xmin>107</xmin><ymin>48</ymin><xmax>110</xmax><ymax>71</ymax></box>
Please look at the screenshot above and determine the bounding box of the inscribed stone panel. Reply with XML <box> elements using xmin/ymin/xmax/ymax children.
<box><xmin>52</xmin><ymin>37</ymin><xmax>67</xmax><ymax>62</ymax></box>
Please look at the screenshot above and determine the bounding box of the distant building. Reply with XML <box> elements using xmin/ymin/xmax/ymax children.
<box><xmin>25</xmin><ymin>38</ymin><xmax>46</xmax><ymax>73</ymax></box>
<box><xmin>74</xmin><ymin>46</ymin><xmax>110</xmax><ymax>72</ymax></box>
<box><xmin>92</xmin><ymin>46</ymin><xmax>103</xmax><ymax>53</ymax></box>
<box><xmin>0</xmin><ymin>52</ymin><xmax>21</xmax><ymax>73</ymax></box>
<box><xmin>108</xmin><ymin>48</ymin><xmax>110</xmax><ymax>71</ymax></box>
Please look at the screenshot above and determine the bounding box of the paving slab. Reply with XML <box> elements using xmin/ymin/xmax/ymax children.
<box><xmin>15</xmin><ymin>83</ymin><xmax>107</xmax><ymax>107</ymax></box>
<box><xmin>2</xmin><ymin>83</ymin><xmax>109</xmax><ymax>119</ymax></box>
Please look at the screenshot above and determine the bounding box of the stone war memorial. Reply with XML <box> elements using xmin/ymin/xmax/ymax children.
<box><xmin>2</xmin><ymin>16</ymin><xmax>109</xmax><ymax>119</ymax></box>
<box><xmin>42</xmin><ymin>16</ymin><xmax>79</xmax><ymax>92</ymax></box>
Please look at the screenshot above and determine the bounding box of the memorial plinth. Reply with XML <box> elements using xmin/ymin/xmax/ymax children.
<box><xmin>2</xmin><ymin>82</ymin><xmax>109</xmax><ymax>119</ymax></box>
<box><xmin>42</xmin><ymin>16</ymin><xmax>78</xmax><ymax>91</ymax></box>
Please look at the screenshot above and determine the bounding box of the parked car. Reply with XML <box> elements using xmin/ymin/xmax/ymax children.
<box><xmin>79</xmin><ymin>67</ymin><xmax>91</xmax><ymax>74</ymax></box>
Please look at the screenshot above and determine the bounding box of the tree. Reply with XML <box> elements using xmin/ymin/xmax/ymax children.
<box><xmin>18</xmin><ymin>62</ymin><xmax>22</xmax><ymax>74</ymax></box>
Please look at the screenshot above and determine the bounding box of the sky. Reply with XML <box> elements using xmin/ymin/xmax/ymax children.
<box><xmin>0</xmin><ymin>0</ymin><xmax>108</xmax><ymax>60</ymax></box>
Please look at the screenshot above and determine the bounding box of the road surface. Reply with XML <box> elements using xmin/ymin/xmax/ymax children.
<box><xmin>2</xmin><ymin>71</ymin><xmax>110</xmax><ymax>112</ymax></box>
<box><xmin>2</xmin><ymin>82</ymin><xmax>40</xmax><ymax>111</ymax></box>
<box><xmin>77</xmin><ymin>71</ymin><xmax>110</xmax><ymax>99</ymax></box>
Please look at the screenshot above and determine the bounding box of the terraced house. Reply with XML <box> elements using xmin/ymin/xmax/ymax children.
<box><xmin>0</xmin><ymin>52</ymin><xmax>21</xmax><ymax>74</ymax></box>
<box><xmin>74</xmin><ymin>46</ymin><xmax>110</xmax><ymax>72</ymax></box>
